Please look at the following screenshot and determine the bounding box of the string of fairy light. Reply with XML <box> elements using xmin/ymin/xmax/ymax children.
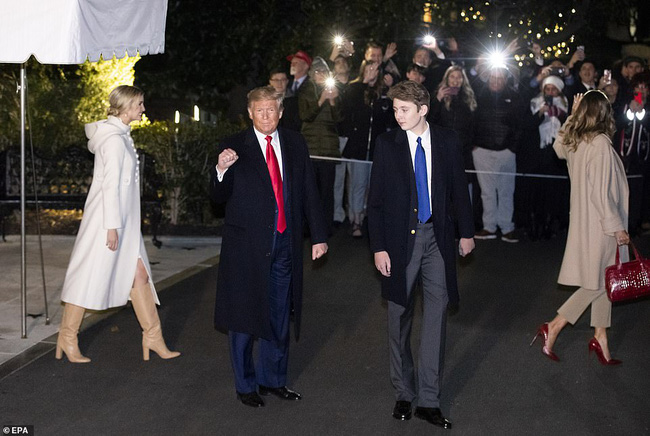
<box><xmin>422</xmin><ymin>2</ymin><xmax>581</xmax><ymax>66</ymax></box>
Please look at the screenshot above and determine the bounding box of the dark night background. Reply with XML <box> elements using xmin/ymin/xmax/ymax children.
<box><xmin>134</xmin><ymin>0</ymin><xmax>650</xmax><ymax>117</ymax></box>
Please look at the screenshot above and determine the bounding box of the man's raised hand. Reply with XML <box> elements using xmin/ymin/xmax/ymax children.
<box><xmin>217</xmin><ymin>148</ymin><xmax>239</xmax><ymax>172</ymax></box>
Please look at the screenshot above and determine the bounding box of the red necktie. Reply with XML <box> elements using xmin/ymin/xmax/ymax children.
<box><xmin>265</xmin><ymin>135</ymin><xmax>286</xmax><ymax>233</ymax></box>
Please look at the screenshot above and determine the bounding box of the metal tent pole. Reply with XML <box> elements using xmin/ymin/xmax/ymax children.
<box><xmin>20</xmin><ymin>64</ymin><xmax>27</xmax><ymax>338</ymax></box>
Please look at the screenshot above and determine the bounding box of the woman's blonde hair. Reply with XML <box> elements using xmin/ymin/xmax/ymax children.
<box><xmin>107</xmin><ymin>85</ymin><xmax>144</xmax><ymax>117</ymax></box>
<box><xmin>559</xmin><ymin>90</ymin><xmax>614</xmax><ymax>152</ymax></box>
<box><xmin>438</xmin><ymin>65</ymin><xmax>477</xmax><ymax>112</ymax></box>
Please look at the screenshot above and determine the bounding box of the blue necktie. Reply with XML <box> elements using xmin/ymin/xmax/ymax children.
<box><xmin>415</xmin><ymin>137</ymin><xmax>431</xmax><ymax>223</ymax></box>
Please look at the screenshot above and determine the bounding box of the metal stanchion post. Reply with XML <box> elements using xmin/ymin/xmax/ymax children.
<box><xmin>20</xmin><ymin>64</ymin><xmax>27</xmax><ymax>338</ymax></box>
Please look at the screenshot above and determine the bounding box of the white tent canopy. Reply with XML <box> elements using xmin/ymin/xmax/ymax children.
<box><xmin>0</xmin><ymin>0</ymin><xmax>168</xmax><ymax>338</ymax></box>
<box><xmin>0</xmin><ymin>0</ymin><xmax>167</xmax><ymax>64</ymax></box>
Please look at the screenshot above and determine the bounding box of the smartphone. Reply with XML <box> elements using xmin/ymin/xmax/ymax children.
<box><xmin>544</xmin><ymin>95</ymin><xmax>554</xmax><ymax>106</ymax></box>
<box><xmin>325</xmin><ymin>77</ymin><xmax>336</xmax><ymax>90</ymax></box>
<box><xmin>423</xmin><ymin>34</ymin><xmax>436</xmax><ymax>46</ymax></box>
<box><xmin>447</xmin><ymin>86</ymin><xmax>460</xmax><ymax>96</ymax></box>
<box><xmin>603</xmin><ymin>69</ymin><xmax>612</xmax><ymax>85</ymax></box>
<box><xmin>577</xmin><ymin>45</ymin><xmax>585</xmax><ymax>52</ymax></box>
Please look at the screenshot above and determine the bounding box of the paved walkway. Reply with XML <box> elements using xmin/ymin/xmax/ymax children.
<box><xmin>1</xmin><ymin>228</ymin><xmax>649</xmax><ymax>435</ymax></box>
<box><xmin>0</xmin><ymin>235</ymin><xmax>221</xmax><ymax>368</ymax></box>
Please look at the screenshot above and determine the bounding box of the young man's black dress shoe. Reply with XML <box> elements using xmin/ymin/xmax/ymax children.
<box><xmin>414</xmin><ymin>407</ymin><xmax>452</xmax><ymax>429</ymax></box>
<box><xmin>392</xmin><ymin>401</ymin><xmax>412</xmax><ymax>420</ymax></box>
<box><xmin>258</xmin><ymin>385</ymin><xmax>302</xmax><ymax>400</ymax></box>
<box><xmin>236</xmin><ymin>391</ymin><xmax>265</xmax><ymax>408</ymax></box>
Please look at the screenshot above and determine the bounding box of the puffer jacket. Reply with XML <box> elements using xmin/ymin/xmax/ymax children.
<box><xmin>473</xmin><ymin>86</ymin><xmax>523</xmax><ymax>153</ymax></box>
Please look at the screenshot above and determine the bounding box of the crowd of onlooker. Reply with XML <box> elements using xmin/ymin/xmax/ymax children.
<box><xmin>263</xmin><ymin>37</ymin><xmax>649</xmax><ymax>242</ymax></box>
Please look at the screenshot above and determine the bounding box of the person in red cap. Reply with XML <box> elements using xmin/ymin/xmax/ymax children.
<box><xmin>281</xmin><ymin>50</ymin><xmax>313</xmax><ymax>132</ymax></box>
<box><xmin>287</xmin><ymin>50</ymin><xmax>312</xmax><ymax>96</ymax></box>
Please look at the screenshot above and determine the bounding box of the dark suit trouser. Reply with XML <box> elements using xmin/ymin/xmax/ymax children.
<box><xmin>229</xmin><ymin>230</ymin><xmax>292</xmax><ymax>393</ymax></box>
<box><xmin>388</xmin><ymin>222</ymin><xmax>448</xmax><ymax>408</ymax></box>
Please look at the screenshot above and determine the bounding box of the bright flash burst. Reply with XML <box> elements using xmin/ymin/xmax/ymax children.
<box><xmin>325</xmin><ymin>76</ymin><xmax>336</xmax><ymax>89</ymax></box>
<box><xmin>488</xmin><ymin>50</ymin><xmax>507</xmax><ymax>69</ymax></box>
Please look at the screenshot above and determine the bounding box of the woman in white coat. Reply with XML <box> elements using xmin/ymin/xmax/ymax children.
<box><xmin>57</xmin><ymin>85</ymin><xmax>180</xmax><ymax>363</ymax></box>
<box><xmin>531</xmin><ymin>90</ymin><xmax>630</xmax><ymax>365</ymax></box>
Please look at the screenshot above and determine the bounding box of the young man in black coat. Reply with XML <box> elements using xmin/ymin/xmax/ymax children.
<box><xmin>368</xmin><ymin>80</ymin><xmax>475</xmax><ymax>429</ymax></box>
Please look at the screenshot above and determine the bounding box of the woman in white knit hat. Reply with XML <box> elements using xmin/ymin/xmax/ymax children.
<box><xmin>519</xmin><ymin>74</ymin><xmax>570</xmax><ymax>240</ymax></box>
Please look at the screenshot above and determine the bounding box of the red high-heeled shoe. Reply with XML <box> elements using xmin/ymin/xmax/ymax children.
<box><xmin>588</xmin><ymin>338</ymin><xmax>622</xmax><ymax>366</ymax></box>
<box><xmin>530</xmin><ymin>323</ymin><xmax>560</xmax><ymax>361</ymax></box>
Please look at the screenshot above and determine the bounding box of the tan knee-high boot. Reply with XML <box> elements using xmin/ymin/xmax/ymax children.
<box><xmin>130</xmin><ymin>283</ymin><xmax>180</xmax><ymax>361</ymax></box>
<box><xmin>55</xmin><ymin>303</ymin><xmax>91</xmax><ymax>363</ymax></box>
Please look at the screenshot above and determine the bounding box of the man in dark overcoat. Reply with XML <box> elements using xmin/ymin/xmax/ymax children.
<box><xmin>368</xmin><ymin>80</ymin><xmax>475</xmax><ymax>429</ymax></box>
<box><xmin>210</xmin><ymin>86</ymin><xmax>328</xmax><ymax>408</ymax></box>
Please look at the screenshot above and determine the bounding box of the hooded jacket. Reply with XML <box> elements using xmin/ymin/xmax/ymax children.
<box><xmin>61</xmin><ymin>116</ymin><xmax>157</xmax><ymax>310</ymax></box>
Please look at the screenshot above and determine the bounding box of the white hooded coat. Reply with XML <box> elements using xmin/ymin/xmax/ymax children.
<box><xmin>61</xmin><ymin>116</ymin><xmax>158</xmax><ymax>310</ymax></box>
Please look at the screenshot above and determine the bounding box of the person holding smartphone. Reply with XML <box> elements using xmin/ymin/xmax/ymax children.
<box><xmin>614</xmin><ymin>71</ymin><xmax>650</xmax><ymax>235</ymax></box>
<box><xmin>299</xmin><ymin>57</ymin><xmax>342</xmax><ymax>228</ymax></box>
<box><xmin>519</xmin><ymin>75</ymin><xmax>570</xmax><ymax>240</ymax></box>
<box><xmin>430</xmin><ymin>65</ymin><xmax>478</xmax><ymax>202</ymax></box>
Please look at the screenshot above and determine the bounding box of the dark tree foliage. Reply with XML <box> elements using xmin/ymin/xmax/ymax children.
<box><xmin>0</xmin><ymin>62</ymin><xmax>86</xmax><ymax>153</ymax></box>
<box><xmin>135</xmin><ymin>0</ymin><xmax>423</xmax><ymax>113</ymax></box>
<box><xmin>135</xmin><ymin>0</ymin><xmax>644</xmax><ymax>115</ymax></box>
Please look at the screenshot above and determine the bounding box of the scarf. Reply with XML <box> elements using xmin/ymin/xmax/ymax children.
<box><xmin>530</xmin><ymin>95</ymin><xmax>568</xmax><ymax>149</ymax></box>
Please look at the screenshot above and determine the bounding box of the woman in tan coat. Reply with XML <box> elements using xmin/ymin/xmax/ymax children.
<box><xmin>531</xmin><ymin>90</ymin><xmax>630</xmax><ymax>365</ymax></box>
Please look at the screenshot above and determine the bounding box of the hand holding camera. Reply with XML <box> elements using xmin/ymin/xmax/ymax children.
<box><xmin>321</xmin><ymin>79</ymin><xmax>339</xmax><ymax>98</ymax></box>
<box><xmin>422</xmin><ymin>35</ymin><xmax>443</xmax><ymax>56</ymax></box>
<box><xmin>330</xmin><ymin>35</ymin><xmax>355</xmax><ymax>60</ymax></box>
<box><xmin>544</xmin><ymin>95</ymin><xmax>554</xmax><ymax>107</ymax></box>
<box><xmin>537</xmin><ymin>66</ymin><xmax>552</xmax><ymax>82</ymax></box>
<box><xmin>437</xmin><ymin>85</ymin><xmax>460</xmax><ymax>101</ymax></box>
<box><xmin>568</xmin><ymin>45</ymin><xmax>585</xmax><ymax>68</ymax></box>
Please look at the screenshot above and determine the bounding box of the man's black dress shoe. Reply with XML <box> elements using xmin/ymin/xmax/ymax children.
<box><xmin>258</xmin><ymin>385</ymin><xmax>302</xmax><ymax>400</ymax></box>
<box><xmin>236</xmin><ymin>391</ymin><xmax>265</xmax><ymax>408</ymax></box>
<box><xmin>392</xmin><ymin>401</ymin><xmax>412</xmax><ymax>420</ymax></box>
<box><xmin>414</xmin><ymin>407</ymin><xmax>452</xmax><ymax>429</ymax></box>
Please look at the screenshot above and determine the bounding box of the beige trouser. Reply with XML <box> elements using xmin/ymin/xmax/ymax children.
<box><xmin>557</xmin><ymin>287</ymin><xmax>611</xmax><ymax>328</ymax></box>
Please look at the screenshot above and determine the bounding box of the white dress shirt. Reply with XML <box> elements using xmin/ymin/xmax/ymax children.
<box><xmin>292</xmin><ymin>76</ymin><xmax>306</xmax><ymax>93</ymax></box>
<box><xmin>253</xmin><ymin>128</ymin><xmax>284</xmax><ymax>178</ymax></box>
<box><xmin>581</xmin><ymin>81</ymin><xmax>595</xmax><ymax>91</ymax></box>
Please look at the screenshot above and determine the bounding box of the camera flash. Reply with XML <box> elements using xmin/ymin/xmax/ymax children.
<box><xmin>325</xmin><ymin>77</ymin><xmax>336</xmax><ymax>89</ymax></box>
<box><xmin>488</xmin><ymin>50</ymin><xmax>507</xmax><ymax>69</ymax></box>
<box><xmin>423</xmin><ymin>34</ymin><xmax>436</xmax><ymax>45</ymax></box>
<box><xmin>333</xmin><ymin>35</ymin><xmax>344</xmax><ymax>46</ymax></box>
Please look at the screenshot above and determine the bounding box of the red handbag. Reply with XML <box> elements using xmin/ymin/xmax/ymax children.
<box><xmin>605</xmin><ymin>242</ymin><xmax>650</xmax><ymax>302</ymax></box>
